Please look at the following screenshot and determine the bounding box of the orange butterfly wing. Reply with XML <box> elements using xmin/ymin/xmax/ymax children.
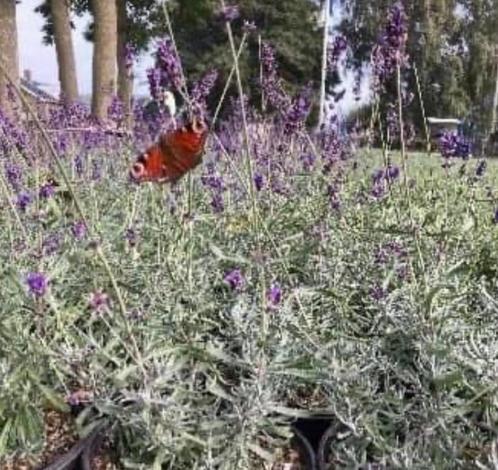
<box><xmin>130</xmin><ymin>120</ymin><xmax>208</xmax><ymax>184</ymax></box>
<box><xmin>160</xmin><ymin>125</ymin><xmax>208</xmax><ymax>182</ymax></box>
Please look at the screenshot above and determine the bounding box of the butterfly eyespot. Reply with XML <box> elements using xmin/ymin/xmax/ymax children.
<box><xmin>130</xmin><ymin>163</ymin><xmax>145</xmax><ymax>179</ymax></box>
<box><xmin>192</xmin><ymin>118</ymin><xmax>207</xmax><ymax>134</ymax></box>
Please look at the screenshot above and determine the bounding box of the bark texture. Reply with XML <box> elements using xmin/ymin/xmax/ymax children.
<box><xmin>50</xmin><ymin>0</ymin><xmax>79</xmax><ymax>103</ymax></box>
<box><xmin>91</xmin><ymin>0</ymin><xmax>118</xmax><ymax>120</ymax></box>
<box><xmin>0</xmin><ymin>0</ymin><xmax>19</xmax><ymax>114</ymax></box>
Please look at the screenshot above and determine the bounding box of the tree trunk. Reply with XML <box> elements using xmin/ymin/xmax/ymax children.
<box><xmin>318</xmin><ymin>0</ymin><xmax>330</xmax><ymax>127</ymax></box>
<box><xmin>91</xmin><ymin>0</ymin><xmax>117</xmax><ymax>121</ymax></box>
<box><xmin>116</xmin><ymin>0</ymin><xmax>133</xmax><ymax>128</ymax></box>
<box><xmin>0</xmin><ymin>0</ymin><xmax>19</xmax><ymax>114</ymax></box>
<box><xmin>50</xmin><ymin>0</ymin><xmax>79</xmax><ymax>103</ymax></box>
<box><xmin>490</xmin><ymin>47</ymin><xmax>498</xmax><ymax>136</ymax></box>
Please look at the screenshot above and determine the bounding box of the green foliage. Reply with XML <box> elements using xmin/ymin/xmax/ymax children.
<box><xmin>3</xmin><ymin>147</ymin><xmax>498</xmax><ymax>467</ymax></box>
<box><xmin>340</xmin><ymin>0</ymin><xmax>498</xmax><ymax>133</ymax></box>
<box><xmin>158</xmin><ymin>0</ymin><xmax>323</xmax><ymax>110</ymax></box>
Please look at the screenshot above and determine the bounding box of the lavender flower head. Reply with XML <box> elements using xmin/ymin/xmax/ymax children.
<box><xmin>284</xmin><ymin>85</ymin><xmax>313</xmax><ymax>136</ymax></box>
<box><xmin>242</xmin><ymin>20</ymin><xmax>257</xmax><ymax>33</ymax></box>
<box><xmin>327</xmin><ymin>35</ymin><xmax>347</xmax><ymax>73</ymax></box>
<box><xmin>71</xmin><ymin>220</ymin><xmax>87</xmax><ymax>240</ymax></box>
<box><xmin>16</xmin><ymin>192</ymin><xmax>32</xmax><ymax>212</ymax></box>
<box><xmin>224</xmin><ymin>269</ymin><xmax>245</xmax><ymax>291</ymax></box>
<box><xmin>254</xmin><ymin>173</ymin><xmax>264</xmax><ymax>191</ymax></box>
<box><xmin>218</xmin><ymin>4</ymin><xmax>240</xmax><ymax>22</ymax></box>
<box><xmin>26</xmin><ymin>272</ymin><xmax>48</xmax><ymax>297</ymax></box>
<box><xmin>191</xmin><ymin>69</ymin><xmax>219</xmax><ymax>116</ymax></box>
<box><xmin>438</xmin><ymin>131</ymin><xmax>472</xmax><ymax>160</ymax></box>
<box><xmin>261</xmin><ymin>42</ymin><xmax>291</xmax><ymax>112</ymax></box>
<box><xmin>475</xmin><ymin>159</ymin><xmax>487</xmax><ymax>177</ymax></box>
<box><xmin>148</xmin><ymin>37</ymin><xmax>183</xmax><ymax>99</ymax></box>
<box><xmin>372</xmin><ymin>2</ymin><xmax>408</xmax><ymax>90</ymax></box>
<box><xmin>89</xmin><ymin>290</ymin><xmax>111</xmax><ymax>314</ymax></box>
<box><xmin>267</xmin><ymin>283</ymin><xmax>282</xmax><ymax>307</ymax></box>
<box><xmin>5</xmin><ymin>162</ymin><xmax>22</xmax><ymax>191</ymax></box>
<box><xmin>39</xmin><ymin>182</ymin><xmax>56</xmax><ymax>199</ymax></box>
<box><xmin>146</xmin><ymin>67</ymin><xmax>162</xmax><ymax>101</ymax></box>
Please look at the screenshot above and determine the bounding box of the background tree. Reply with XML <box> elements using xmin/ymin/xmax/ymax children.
<box><xmin>0</xmin><ymin>0</ymin><xmax>19</xmax><ymax>113</ymax></box>
<box><xmin>35</xmin><ymin>0</ymin><xmax>79</xmax><ymax>102</ymax></box>
<box><xmin>165</xmin><ymin>0</ymin><xmax>323</xmax><ymax>115</ymax></box>
<box><xmin>459</xmin><ymin>0</ymin><xmax>498</xmax><ymax>135</ymax></box>
<box><xmin>90</xmin><ymin>0</ymin><xmax>117</xmax><ymax>120</ymax></box>
<box><xmin>337</xmin><ymin>0</ymin><xmax>498</xmax><ymax>137</ymax></box>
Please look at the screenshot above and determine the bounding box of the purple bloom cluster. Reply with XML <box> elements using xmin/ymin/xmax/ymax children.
<box><xmin>283</xmin><ymin>85</ymin><xmax>312</xmax><ymax>136</ymax></box>
<box><xmin>261</xmin><ymin>42</ymin><xmax>291</xmax><ymax>113</ymax></box>
<box><xmin>39</xmin><ymin>182</ymin><xmax>55</xmax><ymax>199</ymax></box>
<box><xmin>218</xmin><ymin>4</ymin><xmax>240</xmax><ymax>22</ymax></box>
<box><xmin>254</xmin><ymin>173</ymin><xmax>264</xmax><ymax>191</ymax></box>
<box><xmin>147</xmin><ymin>37</ymin><xmax>183</xmax><ymax>100</ymax></box>
<box><xmin>438</xmin><ymin>131</ymin><xmax>472</xmax><ymax>160</ymax></box>
<box><xmin>327</xmin><ymin>35</ymin><xmax>348</xmax><ymax>73</ymax></box>
<box><xmin>125</xmin><ymin>227</ymin><xmax>138</xmax><ymax>247</ymax></box>
<box><xmin>224</xmin><ymin>269</ymin><xmax>245</xmax><ymax>291</ymax></box>
<box><xmin>5</xmin><ymin>162</ymin><xmax>22</xmax><ymax>191</ymax></box>
<box><xmin>202</xmin><ymin>166</ymin><xmax>226</xmax><ymax>213</ymax></box>
<box><xmin>475</xmin><ymin>159</ymin><xmax>487</xmax><ymax>177</ymax></box>
<box><xmin>89</xmin><ymin>290</ymin><xmax>110</xmax><ymax>314</ymax></box>
<box><xmin>372</xmin><ymin>2</ymin><xmax>408</xmax><ymax>91</ymax></box>
<box><xmin>190</xmin><ymin>69</ymin><xmax>219</xmax><ymax>117</ymax></box>
<box><xmin>43</xmin><ymin>232</ymin><xmax>61</xmax><ymax>256</ymax></box>
<box><xmin>72</xmin><ymin>220</ymin><xmax>87</xmax><ymax>240</ymax></box>
<box><xmin>371</xmin><ymin>164</ymin><xmax>400</xmax><ymax>198</ymax></box>
<box><xmin>267</xmin><ymin>283</ymin><xmax>282</xmax><ymax>307</ymax></box>
<box><xmin>16</xmin><ymin>191</ymin><xmax>32</xmax><ymax>211</ymax></box>
<box><xmin>26</xmin><ymin>272</ymin><xmax>48</xmax><ymax>297</ymax></box>
<box><xmin>108</xmin><ymin>96</ymin><xmax>125</xmax><ymax>124</ymax></box>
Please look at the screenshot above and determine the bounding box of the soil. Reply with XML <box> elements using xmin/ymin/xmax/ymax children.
<box><xmin>0</xmin><ymin>409</ymin><xmax>119</xmax><ymax>470</ymax></box>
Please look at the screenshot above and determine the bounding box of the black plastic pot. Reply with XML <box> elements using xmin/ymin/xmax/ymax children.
<box><xmin>317</xmin><ymin>423</ymin><xmax>378</xmax><ymax>470</ymax></box>
<box><xmin>40</xmin><ymin>423</ymin><xmax>106</xmax><ymax>470</ymax></box>
<box><xmin>290</xmin><ymin>426</ymin><xmax>318</xmax><ymax>470</ymax></box>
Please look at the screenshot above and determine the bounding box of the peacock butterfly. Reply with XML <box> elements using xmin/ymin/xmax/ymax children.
<box><xmin>130</xmin><ymin>117</ymin><xmax>208</xmax><ymax>184</ymax></box>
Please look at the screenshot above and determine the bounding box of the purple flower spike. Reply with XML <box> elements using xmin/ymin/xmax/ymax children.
<box><xmin>156</xmin><ymin>37</ymin><xmax>183</xmax><ymax>90</ymax></box>
<box><xmin>16</xmin><ymin>192</ymin><xmax>32</xmax><ymax>212</ymax></box>
<box><xmin>476</xmin><ymin>160</ymin><xmax>487</xmax><ymax>177</ymax></box>
<box><xmin>218</xmin><ymin>4</ymin><xmax>240</xmax><ymax>22</ymax></box>
<box><xmin>327</xmin><ymin>35</ymin><xmax>347</xmax><ymax>73</ymax></box>
<box><xmin>439</xmin><ymin>131</ymin><xmax>472</xmax><ymax>160</ymax></box>
<box><xmin>191</xmin><ymin>69</ymin><xmax>219</xmax><ymax>116</ymax></box>
<box><xmin>267</xmin><ymin>283</ymin><xmax>282</xmax><ymax>307</ymax></box>
<box><xmin>224</xmin><ymin>269</ymin><xmax>245</xmax><ymax>292</ymax></box>
<box><xmin>26</xmin><ymin>272</ymin><xmax>48</xmax><ymax>297</ymax></box>
<box><xmin>254</xmin><ymin>173</ymin><xmax>264</xmax><ymax>191</ymax></box>
<box><xmin>242</xmin><ymin>20</ymin><xmax>257</xmax><ymax>33</ymax></box>
<box><xmin>5</xmin><ymin>162</ymin><xmax>22</xmax><ymax>190</ymax></box>
<box><xmin>71</xmin><ymin>220</ymin><xmax>87</xmax><ymax>240</ymax></box>
<box><xmin>39</xmin><ymin>182</ymin><xmax>56</xmax><ymax>199</ymax></box>
<box><xmin>89</xmin><ymin>290</ymin><xmax>110</xmax><ymax>314</ymax></box>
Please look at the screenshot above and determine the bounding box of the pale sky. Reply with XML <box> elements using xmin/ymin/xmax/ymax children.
<box><xmin>17</xmin><ymin>0</ymin><xmax>368</xmax><ymax>113</ymax></box>
<box><xmin>17</xmin><ymin>0</ymin><xmax>153</xmax><ymax>97</ymax></box>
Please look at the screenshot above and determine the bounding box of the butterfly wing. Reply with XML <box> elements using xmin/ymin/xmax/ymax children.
<box><xmin>159</xmin><ymin>121</ymin><xmax>208</xmax><ymax>183</ymax></box>
<box><xmin>129</xmin><ymin>144</ymin><xmax>168</xmax><ymax>182</ymax></box>
<box><xmin>130</xmin><ymin>120</ymin><xmax>208</xmax><ymax>184</ymax></box>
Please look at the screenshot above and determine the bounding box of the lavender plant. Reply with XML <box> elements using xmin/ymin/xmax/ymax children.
<box><xmin>1</xmin><ymin>3</ymin><xmax>498</xmax><ymax>470</ymax></box>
